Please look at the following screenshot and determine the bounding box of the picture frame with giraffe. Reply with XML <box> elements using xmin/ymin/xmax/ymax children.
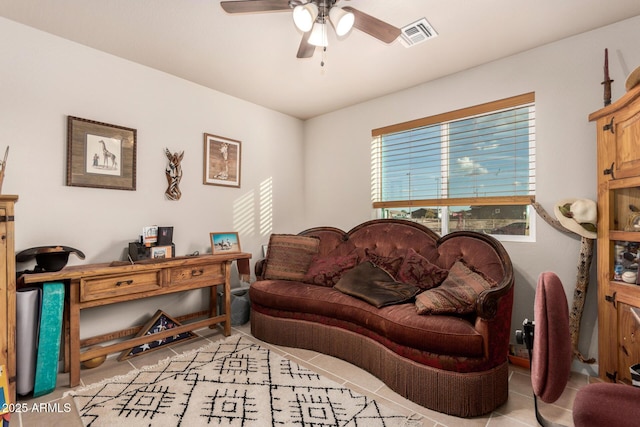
<box><xmin>67</xmin><ymin>116</ymin><xmax>137</xmax><ymax>190</ymax></box>
<box><xmin>203</xmin><ymin>133</ymin><xmax>241</xmax><ymax>188</ymax></box>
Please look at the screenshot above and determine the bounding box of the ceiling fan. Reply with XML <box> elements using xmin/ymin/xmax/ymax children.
<box><xmin>220</xmin><ymin>0</ymin><xmax>402</xmax><ymax>59</ymax></box>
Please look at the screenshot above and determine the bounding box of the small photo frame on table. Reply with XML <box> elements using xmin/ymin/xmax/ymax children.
<box><xmin>210</xmin><ymin>232</ymin><xmax>241</xmax><ymax>254</ymax></box>
<box><xmin>151</xmin><ymin>245</ymin><xmax>172</xmax><ymax>259</ymax></box>
<box><xmin>157</xmin><ymin>226</ymin><xmax>174</xmax><ymax>246</ymax></box>
<box><xmin>142</xmin><ymin>226</ymin><xmax>158</xmax><ymax>246</ymax></box>
<box><xmin>203</xmin><ymin>133</ymin><xmax>241</xmax><ymax>188</ymax></box>
<box><xmin>67</xmin><ymin>116</ymin><xmax>137</xmax><ymax>190</ymax></box>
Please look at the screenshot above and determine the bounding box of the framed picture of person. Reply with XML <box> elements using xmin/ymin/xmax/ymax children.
<box><xmin>210</xmin><ymin>232</ymin><xmax>241</xmax><ymax>254</ymax></box>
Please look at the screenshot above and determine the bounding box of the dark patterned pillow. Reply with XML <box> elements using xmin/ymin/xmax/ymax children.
<box><xmin>364</xmin><ymin>249</ymin><xmax>403</xmax><ymax>277</ymax></box>
<box><xmin>335</xmin><ymin>261</ymin><xmax>420</xmax><ymax>308</ymax></box>
<box><xmin>415</xmin><ymin>260</ymin><xmax>496</xmax><ymax>315</ymax></box>
<box><xmin>263</xmin><ymin>234</ymin><xmax>320</xmax><ymax>281</ymax></box>
<box><xmin>303</xmin><ymin>252</ymin><xmax>359</xmax><ymax>287</ymax></box>
<box><xmin>397</xmin><ymin>248</ymin><xmax>448</xmax><ymax>290</ymax></box>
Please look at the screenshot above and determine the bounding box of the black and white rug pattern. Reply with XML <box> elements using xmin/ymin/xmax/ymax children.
<box><xmin>70</xmin><ymin>335</ymin><xmax>418</xmax><ymax>426</ymax></box>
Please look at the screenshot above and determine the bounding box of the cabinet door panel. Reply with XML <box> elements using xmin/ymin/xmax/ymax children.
<box><xmin>618</xmin><ymin>303</ymin><xmax>640</xmax><ymax>383</ymax></box>
<box><xmin>614</xmin><ymin>107</ymin><xmax>640</xmax><ymax>179</ymax></box>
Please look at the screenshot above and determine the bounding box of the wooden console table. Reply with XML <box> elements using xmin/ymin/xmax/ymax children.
<box><xmin>19</xmin><ymin>253</ymin><xmax>251</xmax><ymax>387</ymax></box>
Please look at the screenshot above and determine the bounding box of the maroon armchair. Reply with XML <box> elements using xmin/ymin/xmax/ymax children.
<box><xmin>528</xmin><ymin>272</ymin><xmax>640</xmax><ymax>427</ymax></box>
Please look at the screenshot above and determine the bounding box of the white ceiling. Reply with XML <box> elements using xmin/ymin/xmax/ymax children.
<box><xmin>2</xmin><ymin>0</ymin><xmax>640</xmax><ymax>119</ymax></box>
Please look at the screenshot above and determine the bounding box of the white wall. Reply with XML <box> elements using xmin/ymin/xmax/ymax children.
<box><xmin>0</xmin><ymin>17</ymin><xmax>306</xmax><ymax>337</ymax></box>
<box><xmin>303</xmin><ymin>15</ymin><xmax>640</xmax><ymax>374</ymax></box>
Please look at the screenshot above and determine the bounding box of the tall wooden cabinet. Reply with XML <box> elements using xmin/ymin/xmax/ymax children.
<box><xmin>0</xmin><ymin>195</ymin><xmax>17</xmax><ymax>402</ymax></box>
<box><xmin>590</xmin><ymin>84</ymin><xmax>640</xmax><ymax>383</ymax></box>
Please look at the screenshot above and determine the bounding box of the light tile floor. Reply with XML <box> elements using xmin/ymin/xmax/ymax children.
<box><xmin>14</xmin><ymin>322</ymin><xmax>587</xmax><ymax>427</ymax></box>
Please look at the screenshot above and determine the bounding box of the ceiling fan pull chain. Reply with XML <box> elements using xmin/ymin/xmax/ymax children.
<box><xmin>320</xmin><ymin>19</ymin><xmax>327</xmax><ymax>68</ymax></box>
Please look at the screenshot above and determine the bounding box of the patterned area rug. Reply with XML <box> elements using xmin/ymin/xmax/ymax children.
<box><xmin>69</xmin><ymin>335</ymin><xmax>420</xmax><ymax>426</ymax></box>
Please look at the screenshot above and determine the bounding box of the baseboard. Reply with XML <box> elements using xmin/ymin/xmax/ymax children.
<box><xmin>572</xmin><ymin>359</ymin><xmax>599</xmax><ymax>378</ymax></box>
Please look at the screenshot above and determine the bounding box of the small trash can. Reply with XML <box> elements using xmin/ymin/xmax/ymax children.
<box><xmin>218</xmin><ymin>287</ymin><xmax>251</xmax><ymax>326</ymax></box>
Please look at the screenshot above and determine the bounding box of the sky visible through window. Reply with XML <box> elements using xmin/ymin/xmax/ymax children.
<box><xmin>380</xmin><ymin>105</ymin><xmax>534</xmax><ymax>210</ymax></box>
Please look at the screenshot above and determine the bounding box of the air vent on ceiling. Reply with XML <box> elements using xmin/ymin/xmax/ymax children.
<box><xmin>400</xmin><ymin>18</ymin><xmax>438</xmax><ymax>48</ymax></box>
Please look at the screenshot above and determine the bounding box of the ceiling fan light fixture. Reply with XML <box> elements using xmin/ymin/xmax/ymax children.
<box><xmin>308</xmin><ymin>22</ymin><xmax>328</xmax><ymax>47</ymax></box>
<box><xmin>293</xmin><ymin>3</ymin><xmax>318</xmax><ymax>32</ymax></box>
<box><xmin>329</xmin><ymin>7</ymin><xmax>355</xmax><ymax>37</ymax></box>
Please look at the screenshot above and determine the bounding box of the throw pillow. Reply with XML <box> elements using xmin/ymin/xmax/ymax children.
<box><xmin>415</xmin><ymin>260</ymin><xmax>496</xmax><ymax>315</ymax></box>
<box><xmin>396</xmin><ymin>248</ymin><xmax>449</xmax><ymax>290</ymax></box>
<box><xmin>303</xmin><ymin>252</ymin><xmax>359</xmax><ymax>287</ymax></box>
<box><xmin>364</xmin><ymin>249</ymin><xmax>403</xmax><ymax>277</ymax></box>
<box><xmin>263</xmin><ymin>234</ymin><xmax>320</xmax><ymax>281</ymax></box>
<box><xmin>335</xmin><ymin>261</ymin><xmax>420</xmax><ymax>308</ymax></box>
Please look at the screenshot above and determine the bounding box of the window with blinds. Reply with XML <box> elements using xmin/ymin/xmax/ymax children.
<box><xmin>371</xmin><ymin>93</ymin><xmax>536</xmax><ymax>239</ymax></box>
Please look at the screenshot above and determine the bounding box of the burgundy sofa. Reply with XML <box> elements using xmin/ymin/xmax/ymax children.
<box><xmin>250</xmin><ymin>219</ymin><xmax>514</xmax><ymax>417</ymax></box>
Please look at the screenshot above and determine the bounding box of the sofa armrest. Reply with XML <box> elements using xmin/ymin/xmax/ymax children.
<box><xmin>437</xmin><ymin>231</ymin><xmax>514</xmax><ymax>320</ymax></box>
<box><xmin>255</xmin><ymin>258</ymin><xmax>266</xmax><ymax>280</ymax></box>
<box><xmin>475</xmin><ymin>234</ymin><xmax>514</xmax><ymax>320</ymax></box>
<box><xmin>476</xmin><ymin>284</ymin><xmax>514</xmax><ymax>364</ymax></box>
<box><xmin>476</xmin><ymin>276</ymin><xmax>514</xmax><ymax>319</ymax></box>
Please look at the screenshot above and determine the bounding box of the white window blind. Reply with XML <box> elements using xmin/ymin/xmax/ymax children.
<box><xmin>372</xmin><ymin>93</ymin><xmax>535</xmax><ymax>209</ymax></box>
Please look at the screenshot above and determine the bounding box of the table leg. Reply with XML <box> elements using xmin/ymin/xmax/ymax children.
<box><xmin>69</xmin><ymin>280</ymin><xmax>81</xmax><ymax>387</ymax></box>
<box><xmin>209</xmin><ymin>285</ymin><xmax>217</xmax><ymax>329</ymax></box>
<box><xmin>223</xmin><ymin>261</ymin><xmax>231</xmax><ymax>336</ymax></box>
<box><xmin>62</xmin><ymin>293</ymin><xmax>70</xmax><ymax>373</ymax></box>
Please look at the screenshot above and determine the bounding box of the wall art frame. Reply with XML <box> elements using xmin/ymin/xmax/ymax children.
<box><xmin>210</xmin><ymin>232</ymin><xmax>241</xmax><ymax>254</ymax></box>
<box><xmin>67</xmin><ymin>116</ymin><xmax>137</xmax><ymax>190</ymax></box>
<box><xmin>203</xmin><ymin>133</ymin><xmax>241</xmax><ymax>188</ymax></box>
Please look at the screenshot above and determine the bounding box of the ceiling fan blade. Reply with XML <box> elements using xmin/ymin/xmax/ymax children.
<box><xmin>297</xmin><ymin>31</ymin><xmax>315</xmax><ymax>58</ymax></box>
<box><xmin>220</xmin><ymin>0</ymin><xmax>292</xmax><ymax>14</ymax></box>
<box><xmin>342</xmin><ymin>6</ymin><xmax>401</xmax><ymax>44</ymax></box>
